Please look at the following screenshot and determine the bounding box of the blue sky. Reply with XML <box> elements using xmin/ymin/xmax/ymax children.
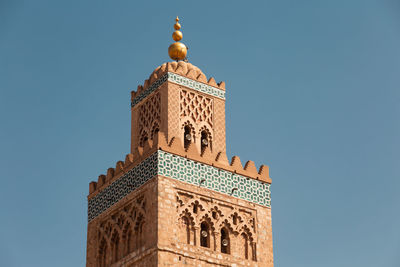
<box><xmin>0</xmin><ymin>0</ymin><xmax>399</xmax><ymax>266</ymax></box>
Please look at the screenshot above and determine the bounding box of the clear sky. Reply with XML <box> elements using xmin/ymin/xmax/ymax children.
<box><xmin>0</xmin><ymin>0</ymin><xmax>399</xmax><ymax>266</ymax></box>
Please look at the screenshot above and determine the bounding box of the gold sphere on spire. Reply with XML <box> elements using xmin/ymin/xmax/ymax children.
<box><xmin>168</xmin><ymin>16</ymin><xmax>187</xmax><ymax>61</ymax></box>
<box><xmin>172</xmin><ymin>31</ymin><xmax>182</xmax><ymax>41</ymax></box>
<box><xmin>174</xmin><ymin>16</ymin><xmax>181</xmax><ymax>30</ymax></box>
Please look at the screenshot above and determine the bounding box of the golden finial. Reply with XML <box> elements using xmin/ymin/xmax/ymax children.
<box><xmin>168</xmin><ymin>16</ymin><xmax>187</xmax><ymax>61</ymax></box>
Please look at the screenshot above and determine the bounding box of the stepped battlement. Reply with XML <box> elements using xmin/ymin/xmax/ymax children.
<box><xmin>131</xmin><ymin>61</ymin><xmax>225</xmax><ymax>103</ymax></box>
<box><xmin>88</xmin><ymin>131</ymin><xmax>271</xmax><ymax>198</ymax></box>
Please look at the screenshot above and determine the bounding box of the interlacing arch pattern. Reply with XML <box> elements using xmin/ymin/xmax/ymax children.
<box><xmin>138</xmin><ymin>92</ymin><xmax>160</xmax><ymax>145</ymax></box>
<box><xmin>97</xmin><ymin>196</ymin><xmax>147</xmax><ymax>266</ymax></box>
<box><xmin>176</xmin><ymin>192</ymin><xmax>258</xmax><ymax>261</ymax></box>
<box><xmin>180</xmin><ymin>89</ymin><xmax>213</xmax><ymax>127</ymax></box>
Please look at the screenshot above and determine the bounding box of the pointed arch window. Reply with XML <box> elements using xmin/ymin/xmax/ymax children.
<box><xmin>220</xmin><ymin>228</ymin><xmax>230</xmax><ymax>254</ymax></box>
<box><xmin>181</xmin><ymin>217</ymin><xmax>190</xmax><ymax>244</ymax></box>
<box><xmin>184</xmin><ymin>125</ymin><xmax>192</xmax><ymax>149</ymax></box>
<box><xmin>241</xmin><ymin>233</ymin><xmax>249</xmax><ymax>259</ymax></box>
<box><xmin>200</xmin><ymin>130</ymin><xmax>209</xmax><ymax>152</ymax></box>
<box><xmin>98</xmin><ymin>238</ymin><xmax>108</xmax><ymax>267</ymax></box>
<box><xmin>200</xmin><ymin>222</ymin><xmax>210</xmax><ymax>248</ymax></box>
<box><xmin>252</xmin><ymin>243</ymin><xmax>257</xmax><ymax>261</ymax></box>
<box><xmin>111</xmin><ymin>231</ymin><xmax>120</xmax><ymax>263</ymax></box>
<box><xmin>139</xmin><ymin>132</ymin><xmax>148</xmax><ymax>147</ymax></box>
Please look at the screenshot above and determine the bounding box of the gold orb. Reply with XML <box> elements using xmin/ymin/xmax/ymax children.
<box><xmin>172</xmin><ymin>31</ymin><xmax>182</xmax><ymax>41</ymax></box>
<box><xmin>168</xmin><ymin>42</ymin><xmax>187</xmax><ymax>61</ymax></box>
<box><xmin>174</xmin><ymin>22</ymin><xmax>181</xmax><ymax>30</ymax></box>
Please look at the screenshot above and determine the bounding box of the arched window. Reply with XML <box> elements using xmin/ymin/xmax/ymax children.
<box><xmin>98</xmin><ymin>238</ymin><xmax>107</xmax><ymax>267</ymax></box>
<box><xmin>252</xmin><ymin>243</ymin><xmax>257</xmax><ymax>261</ymax></box>
<box><xmin>181</xmin><ymin>217</ymin><xmax>190</xmax><ymax>244</ymax></box>
<box><xmin>135</xmin><ymin>216</ymin><xmax>145</xmax><ymax>250</ymax></box>
<box><xmin>111</xmin><ymin>231</ymin><xmax>120</xmax><ymax>263</ymax></box>
<box><xmin>123</xmin><ymin>223</ymin><xmax>133</xmax><ymax>256</ymax></box>
<box><xmin>139</xmin><ymin>132</ymin><xmax>148</xmax><ymax>147</ymax></box>
<box><xmin>126</xmin><ymin>228</ymin><xmax>133</xmax><ymax>254</ymax></box>
<box><xmin>151</xmin><ymin>123</ymin><xmax>159</xmax><ymax>139</ymax></box>
<box><xmin>200</xmin><ymin>222</ymin><xmax>210</xmax><ymax>248</ymax></box>
<box><xmin>241</xmin><ymin>233</ymin><xmax>249</xmax><ymax>259</ymax></box>
<box><xmin>200</xmin><ymin>130</ymin><xmax>210</xmax><ymax>152</ymax></box>
<box><xmin>184</xmin><ymin>125</ymin><xmax>192</xmax><ymax>149</ymax></box>
<box><xmin>220</xmin><ymin>228</ymin><xmax>230</xmax><ymax>254</ymax></box>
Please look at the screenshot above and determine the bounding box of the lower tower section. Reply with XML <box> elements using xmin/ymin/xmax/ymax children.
<box><xmin>86</xmin><ymin>135</ymin><xmax>273</xmax><ymax>267</ymax></box>
<box><xmin>158</xmin><ymin>175</ymin><xmax>273</xmax><ymax>267</ymax></box>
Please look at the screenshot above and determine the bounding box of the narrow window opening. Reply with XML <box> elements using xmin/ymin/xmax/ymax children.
<box><xmin>99</xmin><ymin>239</ymin><xmax>107</xmax><ymax>267</ymax></box>
<box><xmin>212</xmin><ymin>211</ymin><xmax>217</xmax><ymax>219</ymax></box>
<box><xmin>181</xmin><ymin>217</ymin><xmax>190</xmax><ymax>244</ymax></box>
<box><xmin>193</xmin><ymin>203</ymin><xmax>198</xmax><ymax>214</ymax></box>
<box><xmin>139</xmin><ymin>133</ymin><xmax>148</xmax><ymax>147</ymax></box>
<box><xmin>111</xmin><ymin>233</ymin><xmax>120</xmax><ymax>263</ymax></box>
<box><xmin>126</xmin><ymin>229</ymin><xmax>132</xmax><ymax>254</ymax></box>
<box><xmin>200</xmin><ymin>131</ymin><xmax>209</xmax><ymax>152</ymax></box>
<box><xmin>184</xmin><ymin>126</ymin><xmax>191</xmax><ymax>149</ymax></box>
<box><xmin>221</xmin><ymin>228</ymin><xmax>230</xmax><ymax>254</ymax></box>
<box><xmin>200</xmin><ymin>222</ymin><xmax>210</xmax><ymax>248</ymax></box>
<box><xmin>252</xmin><ymin>243</ymin><xmax>257</xmax><ymax>261</ymax></box>
<box><xmin>242</xmin><ymin>233</ymin><xmax>248</xmax><ymax>259</ymax></box>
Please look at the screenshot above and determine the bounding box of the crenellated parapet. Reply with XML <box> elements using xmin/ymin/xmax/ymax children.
<box><xmin>89</xmin><ymin>131</ymin><xmax>271</xmax><ymax>198</ymax></box>
<box><xmin>130</xmin><ymin>62</ymin><xmax>226</xmax><ymax>108</ymax></box>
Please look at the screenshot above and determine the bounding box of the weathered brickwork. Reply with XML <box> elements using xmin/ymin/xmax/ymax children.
<box><xmin>87</xmin><ymin>61</ymin><xmax>273</xmax><ymax>266</ymax></box>
<box><xmin>87</xmin><ymin>175</ymin><xmax>273</xmax><ymax>267</ymax></box>
<box><xmin>166</xmin><ymin>83</ymin><xmax>180</xmax><ymax>143</ymax></box>
<box><xmin>130</xmin><ymin>62</ymin><xmax>227</xmax><ymax>155</ymax></box>
<box><xmin>86</xmin><ymin>178</ymin><xmax>158</xmax><ymax>267</ymax></box>
<box><xmin>214</xmin><ymin>98</ymin><xmax>226</xmax><ymax>154</ymax></box>
<box><xmin>157</xmin><ymin>176</ymin><xmax>273</xmax><ymax>267</ymax></box>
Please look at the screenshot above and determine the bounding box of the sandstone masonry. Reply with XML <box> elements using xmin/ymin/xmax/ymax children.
<box><xmin>86</xmin><ymin>61</ymin><xmax>274</xmax><ymax>267</ymax></box>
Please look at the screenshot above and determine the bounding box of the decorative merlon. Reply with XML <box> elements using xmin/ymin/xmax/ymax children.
<box><xmin>131</xmin><ymin>62</ymin><xmax>226</xmax><ymax>107</ymax></box>
<box><xmin>87</xmin><ymin>149</ymin><xmax>271</xmax><ymax>222</ymax></box>
<box><xmin>87</xmin><ymin>131</ymin><xmax>272</xmax><ymax>222</ymax></box>
<box><xmin>89</xmin><ymin>131</ymin><xmax>271</xmax><ymax>198</ymax></box>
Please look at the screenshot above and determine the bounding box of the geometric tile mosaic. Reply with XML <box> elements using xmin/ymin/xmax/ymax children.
<box><xmin>87</xmin><ymin>153</ymin><xmax>158</xmax><ymax>222</ymax></box>
<box><xmin>88</xmin><ymin>150</ymin><xmax>270</xmax><ymax>222</ymax></box>
<box><xmin>158</xmin><ymin>151</ymin><xmax>271</xmax><ymax>208</ymax></box>
<box><xmin>131</xmin><ymin>74</ymin><xmax>168</xmax><ymax>108</ymax></box>
<box><xmin>168</xmin><ymin>73</ymin><xmax>225</xmax><ymax>99</ymax></box>
<box><xmin>131</xmin><ymin>72</ymin><xmax>225</xmax><ymax>108</ymax></box>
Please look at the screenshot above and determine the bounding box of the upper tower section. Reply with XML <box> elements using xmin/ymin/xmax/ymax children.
<box><xmin>131</xmin><ymin>17</ymin><xmax>226</xmax><ymax>157</ymax></box>
<box><xmin>130</xmin><ymin>61</ymin><xmax>226</xmax><ymax>156</ymax></box>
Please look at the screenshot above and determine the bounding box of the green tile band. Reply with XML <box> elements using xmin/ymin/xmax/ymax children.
<box><xmin>158</xmin><ymin>151</ymin><xmax>271</xmax><ymax>207</ymax></box>
<box><xmin>88</xmin><ymin>150</ymin><xmax>270</xmax><ymax>222</ymax></box>
<box><xmin>131</xmin><ymin>72</ymin><xmax>225</xmax><ymax>108</ymax></box>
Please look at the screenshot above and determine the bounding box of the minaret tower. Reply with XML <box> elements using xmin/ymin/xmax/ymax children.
<box><xmin>86</xmin><ymin>17</ymin><xmax>274</xmax><ymax>267</ymax></box>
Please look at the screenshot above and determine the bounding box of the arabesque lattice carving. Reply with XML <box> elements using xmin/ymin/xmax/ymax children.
<box><xmin>96</xmin><ymin>196</ymin><xmax>147</xmax><ymax>266</ymax></box>
<box><xmin>180</xmin><ymin>90</ymin><xmax>213</xmax><ymax>127</ymax></box>
<box><xmin>138</xmin><ymin>92</ymin><xmax>160</xmax><ymax>143</ymax></box>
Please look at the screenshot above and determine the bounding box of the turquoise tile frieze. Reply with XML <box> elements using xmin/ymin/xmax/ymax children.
<box><xmin>167</xmin><ymin>73</ymin><xmax>225</xmax><ymax>99</ymax></box>
<box><xmin>157</xmin><ymin>151</ymin><xmax>271</xmax><ymax>207</ymax></box>
<box><xmin>88</xmin><ymin>153</ymin><xmax>158</xmax><ymax>222</ymax></box>
<box><xmin>131</xmin><ymin>73</ymin><xmax>168</xmax><ymax>107</ymax></box>
<box><xmin>88</xmin><ymin>150</ymin><xmax>270</xmax><ymax>222</ymax></box>
<box><xmin>131</xmin><ymin>72</ymin><xmax>225</xmax><ymax>108</ymax></box>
